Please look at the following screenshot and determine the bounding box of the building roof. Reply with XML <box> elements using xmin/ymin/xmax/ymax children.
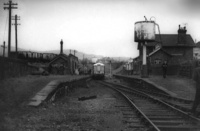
<box><xmin>68</xmin><ymin>54</ymin><xmax>78</xmax><ymax>60</ymax></box>
<box><xmin>146</xmin><ymin>34</ymin><xmax>195</xmax><ymax>47</ymax></box>
<box><xmin>148</xmin><ymin>47</ymin><xmax>172</xmax><ymax>57</ymax></box>
<box><xmin>48</xmin><ymin>54</ymin><xmax>68</xmax><ymax>65</ymax></box>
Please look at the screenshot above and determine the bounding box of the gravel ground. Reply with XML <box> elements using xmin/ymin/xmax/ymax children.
<box><xmin>2</xmin><ymin>80</ymin><xmax>140</xmax><ymax>131</ymax></box>
<box><xmin>0</xmin><ymin>75</ymin><xmax>88</xmax><ymax>130</ymax></box>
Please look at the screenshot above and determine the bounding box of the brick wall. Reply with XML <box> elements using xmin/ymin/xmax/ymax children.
<box><xmin>147</xmin><ymin>47</ymin><xmax>193</xmax><ymax>76</ymax></box>
<box><xmin>151</xmin><ymin>65</ymin><xmax>180</xmax><ymax>75</ymax></box>
<box><xmin>0</xmin><ymin>57</ymin><xmax>38</xmax><ymax>80</ymax></box>
<box><xmin>164</xmin><ymin>47</ymin><xmax>193</xmax><ymax>64</ymax></box>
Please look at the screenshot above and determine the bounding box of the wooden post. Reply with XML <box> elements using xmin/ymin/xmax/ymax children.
<box><xmin>4</xmin><ymin>0</ymin><xmax>18</xmax><ymax>57</ymax></box>
<box><xmin>1</xmin><ymin>41</ymin><xmax>7</xmax><ymax>57</ymax></box>
<box><xmin>110</xmin><ymin>60</ymin><xmax>112</xmax><ymax>77</ymax></box>
<box><xmin>12</xmin><ymin>15</ymin><xmax>20</xmax><ymax>53</ymax></box>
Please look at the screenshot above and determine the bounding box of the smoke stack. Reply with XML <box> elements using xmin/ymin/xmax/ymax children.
<box><xmin>60</xmin><ymin>39</ymin><xmax>63</xmax><ymax>54</ymax></box>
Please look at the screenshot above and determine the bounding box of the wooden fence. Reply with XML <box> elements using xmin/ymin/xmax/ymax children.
<box><xmin>0</xmin><ymin>57</ymin><xmax>38</xmax><ymax>80</ymax></box>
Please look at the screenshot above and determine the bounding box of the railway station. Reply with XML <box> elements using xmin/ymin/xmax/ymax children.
<box><xmin>1</xmin><ymin>0</ymin><xmax>200</xmax><ymax>131</ymax></box>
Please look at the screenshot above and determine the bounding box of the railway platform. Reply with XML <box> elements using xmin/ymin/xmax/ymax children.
<box><xmin>28</xmin><ymin>75</ymin><xmax>90</xmax><ymax>107</ymax></box>
<box><xmin>112</xmin><ymin>74</ymin><xmax>196</xmax><ymax>101</ymax></box>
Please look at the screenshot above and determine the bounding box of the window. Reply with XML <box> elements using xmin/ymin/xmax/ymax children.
<box><xmin>154</xmin><ymin>59</ymin><xmax>161</xmax><ymax>64</ymax></box>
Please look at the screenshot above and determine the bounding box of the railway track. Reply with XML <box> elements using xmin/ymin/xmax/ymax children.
<box><xmin>105</xmin><ymin>80</ymin><xmax>200</xmax><ymax>116</ymax></box>
<box><xmin>97</xmin><ymin>80</ymin><xmax>200</xmax><ymax>131</ymax></box>
<box><xmin>88</xmin><ymin>80</ymin><xmax>160</xmax><ymax>131</ymax></box>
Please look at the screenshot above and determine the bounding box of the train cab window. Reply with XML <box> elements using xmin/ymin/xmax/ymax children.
<box><xmin>97</xmin><ymin>65</ymin><xmax>101</xmax><ymax>71</ymax></box>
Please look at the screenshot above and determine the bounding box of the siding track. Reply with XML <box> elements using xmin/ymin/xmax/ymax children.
<box><xmin>97</xmin><ymin>81</ymin><xmax>200</xmax><ymax>131</ymax></box>
<box><xmin>106</xmin><ymin>80</ymin><xmax>200</xmax><ymax>116</ymax></box>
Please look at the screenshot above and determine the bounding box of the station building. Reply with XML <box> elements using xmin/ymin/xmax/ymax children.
<box><xmin>48</xmin><ymin>40</ymin><xmax>78</xmax><ymax>75</ymax></box>
<box><xmin>137</xmin><ymin>25</ymin><xmax>195</xmax><ymax>75</ymax></box>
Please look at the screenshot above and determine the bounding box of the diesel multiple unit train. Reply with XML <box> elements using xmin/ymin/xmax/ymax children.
<box><xmin>92</xmin><ymin>62</ymin><xmax>105</xmax><ymax>79</ymax></box>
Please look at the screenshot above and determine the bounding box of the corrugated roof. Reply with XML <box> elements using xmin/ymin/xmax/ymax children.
<box><xmin>147</xmin><ymin>34</ymin><xmax>195</xmax><ymax>47</ymax></box>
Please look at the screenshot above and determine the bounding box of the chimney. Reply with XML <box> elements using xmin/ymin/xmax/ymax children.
<box><xmin>178</xmin><ymin>25</ymin><xmax>187</xmax><ymax>45</ymax></box>
<box><xmin>60</xmin><ymin>39</ymin><xmax>63</xmax><ymax>54</ymax></box>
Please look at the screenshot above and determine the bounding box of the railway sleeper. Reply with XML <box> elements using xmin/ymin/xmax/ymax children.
<box><xmin>120</xmin><ymin>109</ymin><xmax>134</xmax><ymax>111</ymax></box>
<box><xmin>148</xmin><ymin>116</ymin><xmax>184</xmax><ymax>120</ymax></box>
<box><xmin>122</xmin><ymin>119</ymin><xmax>141</xmax><ymax>124</ymax></box>
<box><xmin>157</xmin><ymin>125</ymin><xmax>200</xmax><ymax>131</ymax></box>
<box><xmin>152</xmin><ymin>120</ymin><xmax>192</xmax><ymax>126</ymax></box>
<box><xmin>138</xmin><ymin>109</ymin><xmax>173</xmax><ymax>112</ymax></box>
<box><xmin>145</xmin><ymin>112</ymin><xmax>178</xmax><ymax>116</ymax></box>
<box><xmin>122</xmin><ymin>113</ymin><xmax>136</xmax><ymax>116</ymax></box>
<box><xmin>122</xmin><ymin>116</ymin><xmax>141</xmax><ymax>119</ymax></box>
<box><xmin>122</xmin><ymin>117</ymin><xmax>142</xmax><ymax>121</ymax></box>
<box><xmin>127</xmin><ymin>124</ymin><xmax>147</xmax><ymax>128</ymax></box>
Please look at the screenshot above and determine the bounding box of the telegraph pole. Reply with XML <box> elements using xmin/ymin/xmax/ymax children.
<box><xmin>74</xmin><ymin>50</ymin><xmax>76</xmax><ymax>56</ymax></box>
<box><xmin>4</xmin><ymin>0</ymin><xmax>18</xmax><ymax>57</ymax></box>
<box><xmin>12</xmin><ymin>15</ymin><xmax>20</xmax><ymax>53</ymax></box>
<box><xmin>1</xmin><ymin>41</ymin><xmax>7</xmax><ymax>57</ymax></box>
<box><xmin>83</xmin><ymin>54</ymin><xmax>85</xmax><ymax>74</ymax></box>
<box><xmin>110</xmin><ymin>60</ymin><xmax>112</xmax><ymax>78</ymax></box>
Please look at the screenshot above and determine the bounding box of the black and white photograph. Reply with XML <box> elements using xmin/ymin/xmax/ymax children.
<box><xmin>0</xmin><ymin>0</ymin><xmax>200</xmax><ymax>130</ymax></box>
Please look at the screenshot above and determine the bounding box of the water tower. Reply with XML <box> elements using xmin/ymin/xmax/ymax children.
<box><xmin>135</xmin><ymin>19</ymin><xmax>156</xmax><ymax>78</ymax></box>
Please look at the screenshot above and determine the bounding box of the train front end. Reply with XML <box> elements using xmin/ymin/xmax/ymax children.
<box><xmin>92</xmin><ymin>63</ymin><xmax>105</xmax><ymax>80</ymax></box>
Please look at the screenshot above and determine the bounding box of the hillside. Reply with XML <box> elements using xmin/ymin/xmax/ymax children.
<box><xmin>43</xmin><ymin>49</ymin><xmax>131</xmax><ymax>62</ymax></box>
<box><xmin>43</xmin><ymin>49</ymin><xmax>103</xmax><ymax>60</ymax></box>
<box><xmin>0</xmin><ymin>47</ymin><xmax>131</xmax><ymax>62</ymax></box>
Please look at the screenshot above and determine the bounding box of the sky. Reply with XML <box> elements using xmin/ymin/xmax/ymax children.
<box><xmin>0</xmin><ymin>0</ymin><xmax>200</xmax><ymax>58</ymax></box>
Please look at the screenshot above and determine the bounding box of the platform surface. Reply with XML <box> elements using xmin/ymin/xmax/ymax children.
<box><xmin>28</xmin><ymin>76</ymin><xmax>89</xmax><ymax>107</ymax></box>
<box><xmin>113</xmin><ymin>74</ymin><xmax>196</xmax><ymax>100</ymax></box>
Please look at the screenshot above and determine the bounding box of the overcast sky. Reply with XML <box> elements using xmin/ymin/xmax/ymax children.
<box><xmin>0</xmin><ymin>0</ymin><xmax>200</xmax><ymax>58</ymax></box>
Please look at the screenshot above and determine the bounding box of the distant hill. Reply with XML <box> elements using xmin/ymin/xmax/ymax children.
<box><xmin>0</xmin><ymin>46</ymin><xmax>27</xmax><ymax>57</ymax></box>
<box><xmin>42</xmin><ymin>49</ymin><xmax>104</xmax><ymax>60</ymax></box>
<box><xmin>0</xmin><ymin>47</ymin><xmax>131</xmax><ymax>62</ymax></box>
<box><xmin>42</xmin><ymin>49</ymin><xmax>131</xmax><ymax>62</ymax></box>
